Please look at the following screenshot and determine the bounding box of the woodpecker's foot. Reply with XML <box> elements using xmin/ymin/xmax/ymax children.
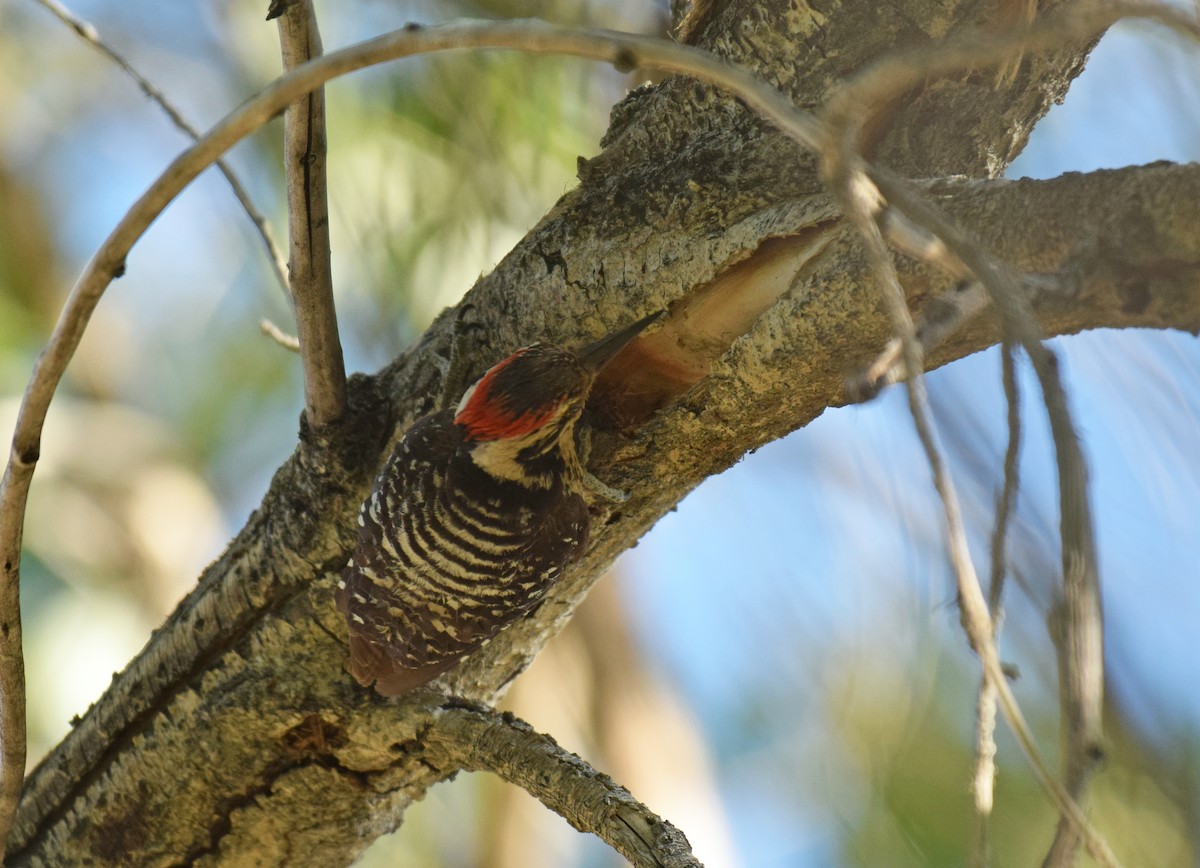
<box><xmin>438</xmin><ymin>304</ymin><xmax>483</xmax><ymax>410</ymax></box>
<box><xmin>576</xmin><ymin>426</ymin><xmax>629</xmax><ymax>502</ymax></box>
<box><xmin>582</xmin><ymin>470</ymin><xmax>629</xmax><ymax>503</ymax></box>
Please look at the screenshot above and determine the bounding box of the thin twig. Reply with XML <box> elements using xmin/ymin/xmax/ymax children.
<box><xmin>839</xmin><ymin>4</ymin><xmax>1198</xmax><ymax>401</ymax></box>
<box><xmin>274</xmin><ymin>0</ymin><xmax>347</xmax><ymax>430</ymax></box>
<box><xmin>260</xmin><ymin>318</ymin><xmax>301</xmax><ymax>352</ymax></box>
<box><xmin>870</xmin><ymin>168</ymin><xmax>1108</xmax><ymax>867</ymax></box>
<box><xmin>0</xmin><ymin>510</ymin><xmax>23</xmax><ymax>864</ymax></box>
<box><xmin>831</xmin><ymin>0</ymin><xmax>1200</xmax><ymax>389</ymax></box>
<box><xmin>972</xmin><ymin>674</ymin><xmax>999</xmax><ymax>868</ymax></box>
<box><xmin>819</xmin><ymin>0</ymin><xmax>1128</xmax><ymax>840</ymax></box>
<box><xmin>423</xmin><ymin>703</ymin><xmax>702</xmax><ymax>868</ymax></box>
<box><xmin>826</xmin><ymin>160</ymin><xmax>1118</xmax><ymax>867</ymax></box>
<box><xmin>972</xmin><ymin>341</ymin><xmax>1022</xmax><ymax>868</ymax></box>
<box><xmin>32</xmin><ymin>0</ymin><xmax>291</xmax><ymax>298</ymax></box>
<box><xmin>846</xmin><ymin>280</ymin><xmax>990</xmax><ymax>401</ymax></box>
<box><xmin>814</xmin><ymin>6</ymin><xmax>1198</xmax><ymax>860</ymax></box>
<box><xmin>1</xmin><ymin>16</ymin><xmax>833</xmax><ymax>545</ymax></box>
<box><xmin>990</xmin><ymin>343</ymin><xmax>1022</xmax><ymax>614</ymax></box>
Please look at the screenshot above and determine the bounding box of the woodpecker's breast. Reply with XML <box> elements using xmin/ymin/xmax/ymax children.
<box><xmin>337</xmin><ymin>408</ymin><xmax>589</xmax><ymax>695</ymax></box>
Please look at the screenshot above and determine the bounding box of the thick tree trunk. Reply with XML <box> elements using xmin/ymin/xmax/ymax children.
<box><xmin>10</xmin><ymin>0</ymin><xmax>1200</xmax><ymax>863</ymax></box>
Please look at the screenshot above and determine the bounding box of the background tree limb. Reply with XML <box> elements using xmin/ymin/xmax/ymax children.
<box><xmin>422</xmin><ymin>704</ymin><xmax>701</xmax><ymax>868</ymax></box>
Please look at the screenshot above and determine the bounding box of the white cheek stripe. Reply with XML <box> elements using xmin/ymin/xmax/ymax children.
<box><xmin>454</xmin><ymin>382</ymin><xmax>478</xmax><ymax>418</ymax></box>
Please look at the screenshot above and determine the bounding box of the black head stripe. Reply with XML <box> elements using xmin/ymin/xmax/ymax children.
<box><xmin>490</xmin><ymin>345</ymin><xmax>587</xmax><ymax>418</ymax></box>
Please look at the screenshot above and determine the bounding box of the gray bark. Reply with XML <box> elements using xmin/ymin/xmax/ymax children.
<box><xmin>10</xmin><ymin>0</ymin><xmax>1200</xmax><ymax>863</ymax></box>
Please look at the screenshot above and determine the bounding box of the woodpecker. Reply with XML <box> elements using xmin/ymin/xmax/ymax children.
<box><xmin>337</xmin><ymin>312</ymin><xmax>660</xmax><ymax>696</ymax></box>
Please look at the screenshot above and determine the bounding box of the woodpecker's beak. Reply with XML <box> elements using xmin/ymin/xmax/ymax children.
<box><xmin>576</xmin><ymin>311</ymin><xmax>662</xmax><ymax>372</ymax></box>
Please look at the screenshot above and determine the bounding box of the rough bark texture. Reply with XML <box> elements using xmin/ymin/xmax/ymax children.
<box><xmin>10</xmin><ymin>0</ymin><xmax>1200</xmax><ymax>863</ymax></box>
<box><xmin>422</xmin><ymin>705</ymin><xmax>701</xmax><ymax>867</ymax></box>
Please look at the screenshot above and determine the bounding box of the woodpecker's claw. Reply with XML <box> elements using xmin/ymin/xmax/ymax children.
<box><xmin>576</xmin><ymin>427</ymin><xmax>630</xmax><ymax>502</ymax></box>
<box><xmin>582</xmin><ymin>471</ymin><xmax>630</xmax><ymax>503</ymax></box>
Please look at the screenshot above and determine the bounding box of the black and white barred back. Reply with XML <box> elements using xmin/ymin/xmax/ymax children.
<box><xmin>336</xmin><ymin>407</ymin><xmax>590</xmax><ymax>696</ymax></box>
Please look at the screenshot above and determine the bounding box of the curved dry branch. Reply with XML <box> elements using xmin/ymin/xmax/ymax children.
<box><xmin>822</xmin><ymin>113</ymin><xmax>1117</xmax><ymax>865</ymax></box>
<box><xmin>2</xmin><ymin>15</ymin><xmax>829</xmax><ymax>533</ymax></box>
<box><xmin>424</xmin><ymin>704</ymin><xmax>702</xmax><ymax>868</ymax></box>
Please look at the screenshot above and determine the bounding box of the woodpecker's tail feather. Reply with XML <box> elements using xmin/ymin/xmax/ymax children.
<box><xmin>344</xmin><ymin>629</ymin><xmax>457</xmax><ymax>696</ymax></box>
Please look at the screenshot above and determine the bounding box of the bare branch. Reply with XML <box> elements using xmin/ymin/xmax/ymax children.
<box><xmin>834</xmin><ymin>0</ymin><xmax>1199</xmax><ymax>385</ymax></box>
<box><xmin>831</xmin><ymin>0</ymin><xmax>1200</xmax><ymax>159</ymax></box>
<box><xmin>32</xmin><ymin>0</ymin><xmax>291</xmax><ymax>298</ymax></box>
<box><xmin>260</xmin><ymin>318</ymin><xmax>302</xmax><ymax>352</ymax></box>
<box><xmin>275</xmin><ymin>0</ymin><xmax>348</xmax><ymax>430</ymax></box>
<box><xmin>870</xmin><ymin>168</ymin><xmax>1108</xmax><ymax>865</ymax></box>
<box><xmin>840</xmin><ymin>1</ymin><xmax>1198</xmax><ymax>396</ymax></box>
<box><xmin>821</xmin><ymin>133</ymin><xmax>1017</xmax><ymax>849</ymax></box>
<box><xmin>2</xmin><ymin>15</ymin><xmax>834</xmax><ymax>514</ymax></box>
<box><xmin>819</xmin><ymin>9</ymin><xmax>1123</xmax><ymax>849</ymax></box>
<box><xmin>0</xmin><ymin>497</ymin><xmax>24</xmax><ymax>864</ymax></box>
<box><xmin>423</xmin><ymin>704</ymin><xmax>702</xmax><ymax>868</ymax></box>
<box><xmin>990</xmin><ymin>343</ymin><xmax>1022</xmax><ymax>616</ymax></box>
<box><xmin>971</xmin><ymin>342</ymin><xmax>1021</xmax><ymax>868</ymax></box>
<box><xmin>836</xmin><ymin>170</ymin><xmax>1117</xmax><ymax>866</ymax></box>
<box><xmin>846</xmin><ymin>280</ymin><xmax>990</xmax><ymax>400</ymax></box>
<box><xmin>971</xmin><ymin>674</ymin><xmax>999</xmax><ymax>868</ymax></box>
<box><xmin>812</xmin><ymin>7</ymin><xmax>1199</xmax><ymax>859</ymax></box>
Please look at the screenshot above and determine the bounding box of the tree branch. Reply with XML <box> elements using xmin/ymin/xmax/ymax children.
<box><xmin>972</xmin><ymin>341</ymin><xmax>1021</xmax><ymax>867</ymax></box>
<box><xmin>275</xmin><ymin>0</ymin><xmax>347</xmax><ymax>429</ymax></box>
<box><xmin>821</xmin><ymin>111</ymin><xmax>1117</xmax><ymax>863</ymax></box>
<box><xmin>814</xmin><ymin>9</ymin><xmax>1200</xmax><ymax>855</ymax></box>
<box><xmin>836</xmin><ymin>0</ymin><xmax>1199</xmax><ymax>136</ymax></box>
<box><xmin>423</xmin><ymin>704</ymin><xmax>702</xmax><ymax>868</ymax></box>
<box><xmin>872</xmin><ymin>167</ymin><xmax>1110</xmax><ymax>865</ymax></box>
<box><xmin>0</xmin><ymin>491</ymin><xmax>24</xmax><ymax>865</ymax></box>
<box><xmin>260</xmin><ymin>318</ymin><xmax>303</xmax><ymax>351</ymax></box>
